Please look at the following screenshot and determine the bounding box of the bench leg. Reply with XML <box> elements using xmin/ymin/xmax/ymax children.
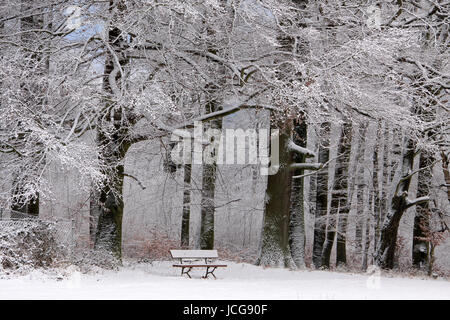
<box><xmin>203</xmin><ymin>267</ymin><xmax>217</xmax><ymax>279</ymax></box>
<box><xmin>181</xmin><ymin>267</ymin><xmax>192</xmax><ymax>278</ymax></box>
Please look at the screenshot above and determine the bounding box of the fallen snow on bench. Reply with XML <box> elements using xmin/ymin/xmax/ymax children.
<box><xmin>1</xmin><ymin>261</ymin><xmax>449</xmax><ymax>300</ymax></box>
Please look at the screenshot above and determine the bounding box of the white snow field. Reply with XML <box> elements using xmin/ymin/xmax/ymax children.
<box><xmin>1</xmin><ymin>261</ymin><xmax>449</xmax><ymax>300</ymax></box>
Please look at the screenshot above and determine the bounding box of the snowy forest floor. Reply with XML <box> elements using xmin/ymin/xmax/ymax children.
<box><xmin>1</xmin><ymin>261</ymin><xmax>450</xmax><ymax>299</ymax></box>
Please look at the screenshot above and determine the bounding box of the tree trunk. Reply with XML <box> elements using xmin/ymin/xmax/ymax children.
<box><xmin>89</xmin><ymin>187</ymin><xmax>101</xmax><ymax>247</ymax></box>
<box><xmin>375</xmin><ymin>138</ymin><xmax>416</xmax><ymax>269</ymax></box>
<box><xmin>336</xmin><ymin>126</ymin><xmax>353</xmax><ymax>267</ymax></box>
<box><xmin>93</xmin><ymin>9</ymin><xmax>130</xmax><ymax>261</ymax></box>
<box><xmin>323</xmin><ymin>123</ymin><xmax>351</xmax><ymax>268</ymax></box>
<box><xmin>365</xmin><ymin>122</ymin><xmax>385</xmax><ymax>270</ymax></box>
<box><xmin>440</xmin><ymin>150</ymin><xmax>450</xmax><ymax>203</ymax></box>
<box><xmin>94</xmin><ymin>128</ymin><xmax>130</xmax><ymax>260</ymax></box>
<box><xmin>412</xmin><ymin>152</ymin><xmax>433</xmax><ymax>268</ymax></box>
<box><xmin>94</xmin><ymin>164</ymin><xmax>126</xmax><ymax>260</ymax></box>
<box><xmin>258</xmin><ymin>122</ymin><xmax>293</xmax><ymax>267</ymax></box>
<box><xmin>373</xmin><ymin>121</ymin><xmax>385</xmax><ymax>255</ymax></box>
<box><xmin>354</xmin><ymin>123</ymin><xmax>368</xmax><ymax>267</ymax></box>
<box><xmin>199</xmin><ymin>162</ymin><xmax>217</xmax><ymax>249</ymax></box>
<box><xmin>199</xmin><ymin>100</ymin><xmax>222</xmax><ymax>249</ymax></box>
<box><xmin>428</xmin><ymin>243</ymin><xmax>435</xmax><ymax>277</ymax></box>
<box><xmin>197</xmin><ymin>15</ymin><xmax>226</xmax><ymax>249</ymax></box>
<box><xmin>362</xmin><ymin>191</ymin><xmax>372</xmax><ymax>271</ymax></box>
<box><xmin>181</xmin><ymin>164</ymin><xmax>192</xmax><ymax>247</ymax></box>
<box><xmin>380</xmin><ymin>125</ymin><xmax>393</xmax><ymax>223</ymax></box>
<box><xmin>309</xmin><ymin>140</ymin><xmax>318</xmax><ymax>261</ymax></box>
<box><xmin>312</xmin><ymin>122</ymin><xmax>330</xmax><ymax>268</ymax></box>
<box><xmin>289</xmin><ymin>118</ymin><xmax>308</xmax><ymax>268</ymax></box>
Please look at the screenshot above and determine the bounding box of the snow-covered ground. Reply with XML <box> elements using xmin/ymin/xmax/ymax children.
<box><xmin>1</xmin><ymin>261</ymin><xmax>449</xmax><ymax>300</ymax></box>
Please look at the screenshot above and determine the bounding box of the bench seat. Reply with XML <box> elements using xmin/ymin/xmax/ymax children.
<box><xmin>170</xmin><ymin>249</ymin><xmax>227</xmax><ymax>279</ymax></box>
<box><xmin>172</xmin><ymin>264</ymin><xmax>227</xmax><ymax>268</ymax></box>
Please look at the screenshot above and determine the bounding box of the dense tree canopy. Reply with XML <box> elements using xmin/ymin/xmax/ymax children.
<box><xmin>0</xmin><ymin>0</ymin><xmax>448</xmax><ymax>270</ymax></box>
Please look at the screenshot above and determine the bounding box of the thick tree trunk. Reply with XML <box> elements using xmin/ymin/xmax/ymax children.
<box><xmin>94</xmin><ymin>170</ymin><xmax>125</xmax><ymax>260</ymax></box>
<box><xmin>323</xmin><ymin>123</ymin><xmax>351</xmax><ymax>268</ymax></box>
<box><xmin>199</xmin><ymin>101</ymin><xmax>222</xmax><ymax>249</ymax></box>
<box><xmin>312</xmin><ymin>122</ymin><xmax>330</xmax><ymax>269</ymax></box>
<box><xmin>412</xmin><ymin>153</ymin><xmax>433</xmax><ymax>268</ymax></box>
<box><xmin>363</xmin><ymin>122</ymin><xmax>385</xmax><ymax>270</ymax></box>
<box><xmin>198</xmin><ymin>16</ymin><xmax>226</xmax><ymax>249</ymax></box>
<box><xmin>286</xmin><ymin>0</ymin><xmax>309</xmax><ymax>268</ymax></box>
<box><xmin>336</xmin><ymin>134</ymin><xmax>353</xmax><ymax>266</ymax></box>
<box><xmin>375</xmin><ymin>138</ymin><xmax>416</xmax><ymax>269</ymax></box>
<box><xmin>258</xmin><ymin>122</ymin><xmax>293</xmax><ymax>267</ymax></box>
<box><xmin>93</xmin><ymin>8</ymin><xmax>130</xmax><ymax>261</ymax></box>
<box><xmin>94</xmin><ymin>129</ymin><xmax>130</xmax><ymax>260</ymax></box>
<box><xmin>289</xmin><ymin>118</ymin><xmax>308</xmax><ymax>268</ymax></box>
<box><xmin>199</xmin><ymin>162</ymin><xmax>217</xmax><ymax>249</ymax></box>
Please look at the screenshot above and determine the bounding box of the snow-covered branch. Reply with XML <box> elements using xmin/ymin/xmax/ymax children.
<box><xmin>405</xmin><ymin>196</ymin><xmax>430</xmax><ymax>209</ymax></box>
<box><xmin>288</xmin><ymin>140</ymin><xmax>316</xmax><ymax>158</ymax></box>
<box><xmin>290</xmin><ymin>163</ymin><xmax>322</xmax><ymax>171</ymax></box>
<box><xmin>176</xmin><ymin>104</ymin><xmax>277</xmax><ymax>130</ymax></box>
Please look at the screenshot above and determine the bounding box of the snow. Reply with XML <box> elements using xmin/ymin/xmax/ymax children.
<box><xmin>1</xmin><ymin>261</ymin><xmax>449</xmax><ymax>300</ymax></box>
<box><xmin>170</xmin><ymin>250</ymin><xmax>218</xmax><ymax>259</ymax></box>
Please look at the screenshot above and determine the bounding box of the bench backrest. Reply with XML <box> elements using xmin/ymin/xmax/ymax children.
<box><xmin>170</xmin><ymin>250</ymin><xmax>218</xmax><ymax>259</ymax></box>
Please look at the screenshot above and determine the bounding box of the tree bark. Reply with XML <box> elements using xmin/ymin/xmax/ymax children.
<box><xmin>199</xmin><ymin>161</ymin><xmax>217</xmax><ymax>249</ymax></box>
<box><xmin>89</xmin><ymin>187</ymin><xmax>101</xmax><ymax>247</ymax></box>
<box><xmin>312</xmin><ymin>122</ymin><xmax>330</xmax><ymax>268</ymax></box>
<box><xmin>336</xmin><ymin>128</ymin><xmax>353</xmax><ymax>267</ymax></box>
<box><xmin>323</xmin><ymin>123</ymin><xmax>351</xmax><ymax>268</ymax></box>
<box><xmin>93</xmin><ymin>6</ymin><xmax>130</xmax><ymax>261</ymax></box>
<box><xmin>94</xmin><ymin>159</ymin><xmax>126</xmax><ymax>260</ymax></box>
<box><xmin>181</xmin><ymin>164</ymin><xmax>192</xmax><ymax>247</ymax></box>
<box><xmin>375</xmin><ymin>138</ymin><xmax>417</xmax><ymax>269</ymax></box>
<box><xmin>258</xmin><ymin>121</ymin><xmax>293</xmax><ymax>267</ymax></box>
<box><xmin>412</xmin><ymin>152</ymin><xmax>433</xmax><ymax>268</ymax></box>
<box><xmin>289</xmin><ymin>118</ymin><xmax>308</xmax><ymax>268</ymax></box>
<box><xmin>94</xmin><ymin>129</ymin><xmax>130</xmax><ymax>260</ymax></box>
<box><xmin>199</xmin><ymin>100</ymin><xmax>222</xmax><ymax>249</ymax></box>
<box><xmin>440</xmin><ymin>150</ymin><xmax>450</xmax><ymax>203</ymax></box>
<box><xmin>373</xmin><ymin>121</ymin><xmax>385</xmax><ymax>255</ymax></box>
<box><xmin>354</xmin><ymin>123</ymin><xmax>368</xmax><ymax>267</ymax></box>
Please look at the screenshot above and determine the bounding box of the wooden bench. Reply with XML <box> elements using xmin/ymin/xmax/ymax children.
<box><xmin>170</xmin><ymin>249</ymin><xmax>227</xmax><ymax>279</ymax></box>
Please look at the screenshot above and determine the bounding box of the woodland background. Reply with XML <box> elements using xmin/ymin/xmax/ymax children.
<box><xmin>0</xmin><ymin>0</ymin><xmax>448</xmax><ymax>275</ymax></box>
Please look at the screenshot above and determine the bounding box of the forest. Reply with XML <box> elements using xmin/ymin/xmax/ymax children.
<box><xmin>0</xmin><ymin>0</ymin><xmax>449</xmax><ymax>284</ymax></box>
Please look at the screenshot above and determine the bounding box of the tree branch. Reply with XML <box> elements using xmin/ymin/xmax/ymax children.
<box><xmin>288</xmin><ymin>140</ymin><xmax>316</xmax><ymax>158</ymax></box>
<box><xmin>405</xmin><ymin>196</ymin><xmax>430</xmax><ymax>209</ymax></box>
<box><xmin>290</xmin><ymin>163</ymin><xmax>322</xmax><ymax>171</ymax></box>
